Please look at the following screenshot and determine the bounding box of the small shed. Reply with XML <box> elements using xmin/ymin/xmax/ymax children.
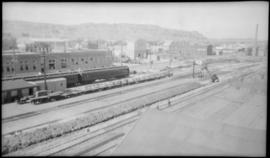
<box><xmin>2</xmin><ymin>79</ymin><xmax>38</xmax><ymax>104</ymax></box>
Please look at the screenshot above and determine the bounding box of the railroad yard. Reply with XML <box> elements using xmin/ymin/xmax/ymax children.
<box><xmin>2</xmin><ymin>55</ymin><xmax>267</xmax><ymax>156</ymax></box>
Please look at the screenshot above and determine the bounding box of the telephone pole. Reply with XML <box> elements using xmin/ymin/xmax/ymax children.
<box><xmin>121</xmin><ymin>43</ymin><xmax>123</xmax><ymax>66</ymax></box>
<box><xmin>38</xmin><ymin>43</ymin><xmax>49</xmax><ymax>90</ymax></box>
<box><xmin>12</xmin><ymin>48</ymin><xmax>17</xmax><ymax>77</ymax></box>
<box><xmin>43</xmin><ymin>48</ymin><xmax>48</xmax><ymax>90</ymax></box>
<box><xmin>253</xmin><ymin>24</ymin><xmax>259</xmax><ymax>56</ymax></box>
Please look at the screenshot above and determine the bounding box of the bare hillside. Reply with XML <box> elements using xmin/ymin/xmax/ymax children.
<box><xmin>3</xmin><ymin>20</ymin><xmax>208</xmax><ymax>42</ymax></box>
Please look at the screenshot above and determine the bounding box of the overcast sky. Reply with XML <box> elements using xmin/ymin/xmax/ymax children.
<box><xmin>3</xmin><ymin>2</ymin><xmax>269</xmax><ymax>40</ymax></box>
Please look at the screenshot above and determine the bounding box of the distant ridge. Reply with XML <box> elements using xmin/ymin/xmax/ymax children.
<box><xmin>3</xmin><ymin>20</ymin><xmax>208</xmax><ymax>42</ymax></box>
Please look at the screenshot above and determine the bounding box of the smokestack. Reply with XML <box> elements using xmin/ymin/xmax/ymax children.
<box><xmin>253</xmin><ymin>24</ymin><xmax>259</xmax><ymax>56</ymax></box>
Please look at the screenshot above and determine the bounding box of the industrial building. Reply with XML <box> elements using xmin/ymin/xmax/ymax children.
<box><xmin>2</xmin><ymin>50</ymin><xmax>113</xmax><ymax>78</ymax></box>
<box><xmin>2</xmin><ymin>79</ymin><xmax>38</xmax><ymax>103</ymax></box>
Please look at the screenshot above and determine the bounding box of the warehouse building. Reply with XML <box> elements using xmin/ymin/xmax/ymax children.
<box><xmin>2</xmin><ymin>79</ymin><xmax>38</xmax><ymax>104</ymax></box>
<box><xmin>2</xmin><ymin>50</ymin><xmax>113</xmax><ymax>78</ymax></box>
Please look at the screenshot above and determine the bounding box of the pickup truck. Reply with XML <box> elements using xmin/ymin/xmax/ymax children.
<box><xmin>29</xmin><ymin>90</ymin><xmax>65</xmax><ymax>105</ymax></box>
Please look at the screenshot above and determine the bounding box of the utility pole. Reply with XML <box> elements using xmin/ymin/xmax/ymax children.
<box><xmin>169</xmin><ymin>53</ymin><xmax>172</xmax><ymax>68</ymax></box>
<box><xmin>150</xmin><ymin>51</ymin><xmax>153</xmax><ymax>69</ymax></box>
<box><xmin>121</xmin><ymin>43</ymin><xmax>123</xmax><ymax>66</ymax></box>
<box><xmin>192</xmin><ymin>60</ymin><xmax>195</xmax><ymax>78</ymax></box>
<box><xmin>64</xmin><ymin>41</ymin><xmax>67</xmax><ymax>53</ymax></box>
<box><xmin>12</xmin><ymin>48</ymin><xmax>17</xmax><ymax>77</ymax></box>
<box><xmin>254</xmin><ymin>24</ymin><xmax>259</xmax><ymax>56</ymax></box>
<box><xmin>43</xmin><ymin>46</ymin><xmax>48</xmax><ymax>90</ymax></box>
<box><xmin>38</xmin><ymin>43</ymin><xmax>49</xmax><ymax>90</ymax></box>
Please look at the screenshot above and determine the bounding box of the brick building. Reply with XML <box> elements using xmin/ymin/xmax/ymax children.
<box><xmin>2</xmin><ymin>50</ymin><xmax>113</xmax><ymax>78</ymax></box>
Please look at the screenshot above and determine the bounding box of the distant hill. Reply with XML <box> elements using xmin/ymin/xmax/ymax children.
<box><xmin>3</xmin><ymin>20</ymin><xmax>209</xmax><ymax>43</ymax></box>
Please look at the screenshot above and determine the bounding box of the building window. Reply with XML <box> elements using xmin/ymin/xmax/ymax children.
<box><xmin>76</xmin><ymin>62</ymin><xmax>78</xmax><ymax>65</ymax></box>
<box><xmin>90</xmin><ymin>57</ymin><xmax>93</xmax><ymax>61</ymax></box>
<box><xmin>25</xmin><ymin>65</ymin><xmax>29</xmax><ymax>71</ymax></box>
<box><xmin>33</xmin><ymin>65</ymin><xmax>36</xmax><ymax>70</ymax></box>
<box><xmin>81</xmin><ymin>58</ymin><xmax>84</xmax><ymax>62</ymax></box>
<box><xmin>11</xmin><ymin>67</ymin><xmax>14</xmax><ymax>72</ymax></box>
<box><xmin>6</xmin><ymin>67</ymin><xmax>10</xmax><ymax>72</ymax></box>
<box><xmin>20</xmin><ymin>66</ymin><xmax>24</xmax><ymax>71</ymax></box>
<box><xmin>85</xmin><ymin>61</ymin><xmax>88</xmax><ymax>64</ymax></box>
<box><xmin>71</xmin><ymin>58</ymin><xmax>74</xmax><ymax>63</ymax></box>
<box><xmin>49</xmin><ymin>60</ymin><xmax>56</xmax><ymax>70</ymax></box>
<box><xmin>61</xmin><ymin>59</ymin><xmax>67</xmax><ymax>68</ymax></box>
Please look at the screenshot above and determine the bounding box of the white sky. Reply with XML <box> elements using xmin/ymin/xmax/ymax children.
<box><xmin>3</xmin><ymin>2</ymin><xmax>269</xmax><ymax>40</ymax></box>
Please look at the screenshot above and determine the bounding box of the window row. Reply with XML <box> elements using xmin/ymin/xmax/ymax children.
<box><xmin>3</xmin><ymin>57</ymin><xmax>111</xmax><ymax>73</ymax></box>
<box><xmin>4</xmin><ymin>65</ymin><xmax>38</xmax><ymax>73</ymax></box>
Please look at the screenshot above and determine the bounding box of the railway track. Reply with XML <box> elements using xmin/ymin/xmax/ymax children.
<box><xmin>3</xmin><ymin>62</ymin><xmax>256</xmax><ymax>124</ymax></box>
<box><xmin>5</xmin><ymin>110</ymin><xmax>141</xmax><ymax>156</ymax></box>
<box><xmin>158</xmin><ymin>66</ymin><xmax>260</xmax><ymax>113</ymax></box>
<box><xmin>4</xmin><ymin>63</ymin><xmax>262</xmax><ymax>156</ymax></box>
<box><xmin>2</xmin><ymin>75</ymin><xmax>171</xmax><ymax>123</ymax></box>
<box><xmin>3</xmin><ymin>79</ymin><xmax>200</xmax><ymax>136</ymax></box>
<box><xmin>48</xmin><ymin>67</ymin><xmax>261</xmax><ymax>156</ymax></box>
<box><xmin>3</xmin><ymin>63</ymin><xmax>259</xmax><ymax>137</ymax></box>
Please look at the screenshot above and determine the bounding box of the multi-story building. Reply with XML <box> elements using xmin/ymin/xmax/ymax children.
<box><xmin>2</xmin><ymin>50</ymin><xmax>113</xmax><ymax>78</ymax></box>
<box><xmin>168</xmin><ymin>41</ymin><xmax>199</xmax><ymax>59</ymax></box>
<box><xmin>126</xmin><ymin>41</ymin><xmax>135</xmax><ymax>60</ymax></box>
<box><xmin>134</xmin><ymin>39</ymin><xmax>148</xmax><ymax>59</ymax></box>
<box><xmin>24</xmin><ymin>38</ymin><xmax>68</xmax><ymax>53</ymax></box>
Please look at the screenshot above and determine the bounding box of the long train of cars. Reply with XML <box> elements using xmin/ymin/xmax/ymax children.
<box><xmin>19</xmin><ymin>66</ymin><xmax>130</xmax><ymax>87</ymax></box>
<box><xmin>18</xmin><ymin>70</ymin><xmax>173</xmax><ymax>105</ymax></box>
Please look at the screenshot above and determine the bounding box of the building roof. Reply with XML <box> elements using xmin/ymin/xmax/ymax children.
<box><xmin>30</xmin><ymin>38</ymin><xmax>68</xmax><ymax>42</ymax></box>
<box><xmin>2</xmin><ymin>49</ymin><xmax>109</xmax><ymax>56</ymax></box>
<box><xmin>31</xmin><ymin>77</ymin><xmax>66</xmax><ymax>84</ymax></box>
<box><xmin>2</xmin><ymin>79</ymin><xmax>37</xmax><ymax>91</ymax></box>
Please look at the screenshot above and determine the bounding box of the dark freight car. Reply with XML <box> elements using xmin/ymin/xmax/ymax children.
<box><xmin>80</xmin><ymin>66</ymin><xmax>129</xmax><ymax>84</ymax></box>
<box><xmin>65</xmin><ymin>74</ymin><xmax>80</xmax><ymax>87</ymax></box>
